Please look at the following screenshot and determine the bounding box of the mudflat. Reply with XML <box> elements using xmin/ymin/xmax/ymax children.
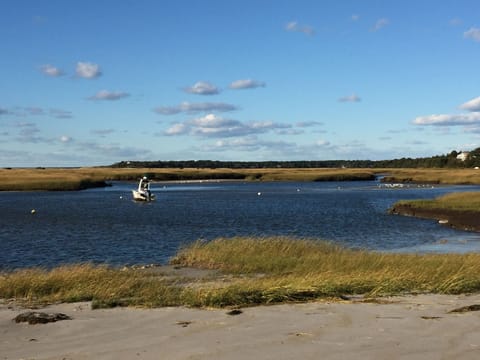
<box><xmin>390</xmin><ymin>203</ymin><xmax>480</xmax><ymax>232</ymax></box>
<box><xmin>2</xmin><ymin>294</ymin><xmax>480</xmax><ymax>359</ymax></box>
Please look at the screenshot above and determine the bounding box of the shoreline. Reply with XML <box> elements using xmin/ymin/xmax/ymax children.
<box><xmin>2</xmin><ymin>294</ymin><xmax>480</xmax><ymax>359</ymax></box>
<box><xmin>389</xmin><ymin>204</ymin><xmax>480</xmax><ymax>232</ymax></box>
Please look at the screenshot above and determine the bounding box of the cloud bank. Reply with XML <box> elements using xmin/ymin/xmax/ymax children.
<box><xmin>164</xmin><ymin>114</ymin><xmax>291</xmax><ymax>138</ymax></box>
<box><xmin>154</xmin><ymin>102</ymin><xmax>237</xmax><ymax>115</ymax></box>
<box><xmin>413</xmin><ymin>96</ymin><xmax>480</xmax><ymax>127</ymax></box>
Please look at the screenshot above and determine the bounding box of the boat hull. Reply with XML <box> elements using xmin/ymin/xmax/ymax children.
<box><xmin>132</xmin><ymin>190</ymin><xmax>156</xmax><ymax>201</ymax></box>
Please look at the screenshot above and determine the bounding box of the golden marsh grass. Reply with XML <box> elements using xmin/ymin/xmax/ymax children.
<box><xmin>0</xmin><ymin>167</ymin><xmax>378</xmax><ymax>191</ymax></box>
<box><xmin>2</xmin><ymin>237</ymin><xmax>480</xmax><ymax>308</ymax></box>
<box><xmin>396</xmin><ymin>191</ymin><xmax>480</xmax><ymax>212</ymax></box>
<box><xmin>2</xmin><ymin>167</ymin><xmax>480</xmax><ymax>191</ymax></box>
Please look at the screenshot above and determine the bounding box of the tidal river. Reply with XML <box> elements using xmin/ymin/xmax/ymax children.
<box><xmin>1</xmin><ymin>180</ymin><xmax>480</xmax><ymax>270</ymax></box>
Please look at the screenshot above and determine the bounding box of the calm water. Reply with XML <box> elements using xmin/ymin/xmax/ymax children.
<box><xmin>1</xmin><ymin>180</ymin><xmax>480</xmax><ymax>270</ymax></box>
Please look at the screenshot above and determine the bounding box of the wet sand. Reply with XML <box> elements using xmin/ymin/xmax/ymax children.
<box><xmin>2</xmin><ymin>294</ymin><xmax>480</xmax><ymax>359</ymax></box>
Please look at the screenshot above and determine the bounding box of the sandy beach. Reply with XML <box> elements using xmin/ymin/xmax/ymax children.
<box><xmin>2</xmin><ymin>294</ymin><xmax>480</xmax><ymax>359</ymax></box>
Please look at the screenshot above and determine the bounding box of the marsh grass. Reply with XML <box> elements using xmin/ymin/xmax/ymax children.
<box><xmin>382</xmin><ymin>168</ymin><xmax>480</xmax><ymax>185</ymax></box>
<box><xmin>396</xmin><ymin>191</ymin><xmax>480</xmax><ymax>212</ymax></box>
<box><xmin>2</xmin><ymin>237</ymin><xmax>480</xmax><ymax>308</ymax></box>
<box><xmin>0</xmin><ymin>168</ymin><xmax>377</xmax><ymax>191</ymax></box>
<box><xmin>2</xmin><ymin>167</ymin><xmax>480</xmax><ymax>191</ymax></box>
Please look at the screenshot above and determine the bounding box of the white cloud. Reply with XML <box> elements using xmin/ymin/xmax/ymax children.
<box><xmin>163</xmin><ymin>114</ymin><xmax>290</xmax><ymax>138</ymax></box>
<box><xmin>460</xmin><ymin>96</ymin><xmax>480</xmax><ymax>112</ymax></box>
<box><xmin>229</xmin><ymin>79</ymin><xmax>266</xmax><ymax>90</ymax></box>
<box><xmin>351</xmin><ymin>14</ymin><xmax>360</xmax><ymax>21</ymax></box>
<box><xmin>213</xmin><ymin>137</ymin><xmax>262</xmax><ymax>151</ymax></box>
<box><xmin>164</xmin><ymin>123</ymin><xmax>188</xmax><ymax>136</ymax></box>
<box><xmin>88</xmin><ymin>90</ymin><xmax>130</xmax><ymax>101</ymax></box>
<box><xmin>414</xmin><ymin>96</ymin><xmax>480</xmax><ymax>128</ymax></box>
<box><xmin>75</xmin><ymin>61</ymin><xmax>102</xmax><ymax>79</ymax></box>
<box><xmin>412</xmin><ymin>113</ymin><xmax>480</xmax><ymax>126</ymax></box>
<box><xmin>40</xmin><ymin>64</ymin><xmax>64</xmax><ymax>77</ymax></box>
<box><xmin>285</xmin><ymin>21</ymin><xmax>315</xmax><ymax>36</ymax></box>
<box><xmin>372</xmin><ymin>18</ymin><xmax>389</xmax><ymax>32</ymax></box>
<box><xmin>338</xmin><ymin>94</ymin><xmax>361</xmax><ymax>103</ymax></box>
<box><xmin>189</xmin><ymin>114</ymin><xmax>248</xmax><ymax>137</ymax></box>
<box><xmin>464</xmin><ymin>27</ymin><xmax>480</xmax><ymax>42</ymax></box>
<box><xmin>190</xmin><ymin>113</ymin><xmax>239</xmax><ymax>128</ymax></box>
<box><xmin>184</xmin><ymin>81</ymin><xmax>219</xmax><ymax>95</ymax></box>
<box><xmin>154</xmin><ymin>102</ymin><xmax>237</xmax><ymax>115</ymax></box>
<box><xmin>60</xmin><ymin>135</ymin><xmax>72</xmax><ymax>143</ymax></box>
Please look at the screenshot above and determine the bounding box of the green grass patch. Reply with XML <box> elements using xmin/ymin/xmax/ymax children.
<box><xmin>2</xmin><ymin>237</ymin><xmax>480</xmax><ymax>309</ymax></box>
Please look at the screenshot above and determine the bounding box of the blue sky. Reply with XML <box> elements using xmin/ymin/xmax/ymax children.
<box><xmin>2</xmin><ymin>0</ymin><xmax>480</xmax><ymax>167</ymax></box>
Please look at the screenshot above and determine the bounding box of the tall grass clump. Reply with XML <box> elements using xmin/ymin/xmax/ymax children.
<box><xmin>2</xmin><ymin>237</ymin><xmax>480</xmax><ymax>308</ymax></box>
<box><xmin>172</xmin><ymin>237</ymin><xmax>480</xmax><ymax>303</ymax></box>
<box><xmin>0</xmin><ymin>264</ymin><xmax>185</xmax><ymax>308</ymax></box>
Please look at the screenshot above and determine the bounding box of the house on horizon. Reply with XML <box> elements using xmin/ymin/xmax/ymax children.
<box><xmin>456</xmin><ymin>151</ymin><xmax>470</xmax><ymax>162</ymax></box>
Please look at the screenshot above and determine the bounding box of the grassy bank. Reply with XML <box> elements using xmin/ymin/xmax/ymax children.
<box><xmin>0</xmin><ymin>167</ymin><xmax>377</xmax><ymax>191</ymax></box>
<box><xmin>394</xmin><ymin>192</ymin><xmax>480</xmax><ymax>212</ymax></box>
<box><xmin>390</xmin><ymin>192</ymin><xmax>480</xmax><ymax>231</ymax></box>
<box><xmin>381</xmin><ymin>168</ymin><xmax>480</xmax><ymax>185</ymax></box>
<box><xmin>2</xmin><ymin>237</ymin><xmax>480</xmax><ymax>309</ymax></box>
<box><xmin>2</xmin><ymin>167</ymin><xmax>480</xmax><ymax>191</ymax></box>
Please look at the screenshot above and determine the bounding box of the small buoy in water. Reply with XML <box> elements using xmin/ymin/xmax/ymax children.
<box><xmin>31</xmin><ymin>209</ymin><xmax>36</xmax><ymax>214</ymax></box>
<box><xmin>257</xmin><ymin>192</ymin><xmax>262</xmax><ymax>196</ymax></box>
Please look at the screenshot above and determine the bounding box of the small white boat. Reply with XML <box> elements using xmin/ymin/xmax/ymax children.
<box><xmin>132</xmin><ymin>176</ymin><xmax>156</xmax><ymax>201</ymax></box>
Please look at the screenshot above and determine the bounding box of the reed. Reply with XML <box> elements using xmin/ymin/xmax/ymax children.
<box><xmin>2</xmin><ymin>167</ymin><xmax>480</xmax><ymax>191</ymax></box>
<box><xmin>395</xmin><ymin>191</ymin><xmax>480</xmax><ymax>212</ymax></box>
<box><xmin>382</xmin><ymin>168</ymin><xmax>480</xmax><ymax>185</ymax></box>
<box><xmin>2</xmin><ymin>237</ymin><xmax>480</xmax><ymax>308</ymax></box>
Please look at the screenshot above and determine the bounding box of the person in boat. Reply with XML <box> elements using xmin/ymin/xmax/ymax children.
<box><xmin>141</xmin><ymin>177</ymin><xmax>152</xmax><ymax>198</ymax></box>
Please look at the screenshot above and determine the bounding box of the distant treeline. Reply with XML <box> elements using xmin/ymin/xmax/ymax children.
<box><xmin>110</xmin><ymin>149</ymin><xmax>480</xmax><ymax>169</ymax></box>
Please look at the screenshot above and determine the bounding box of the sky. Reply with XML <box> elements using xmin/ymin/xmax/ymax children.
<box><xmin>1</xmin><ymin>0</ymin><xmax>480</xmax><ymax>167</ymax></box>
